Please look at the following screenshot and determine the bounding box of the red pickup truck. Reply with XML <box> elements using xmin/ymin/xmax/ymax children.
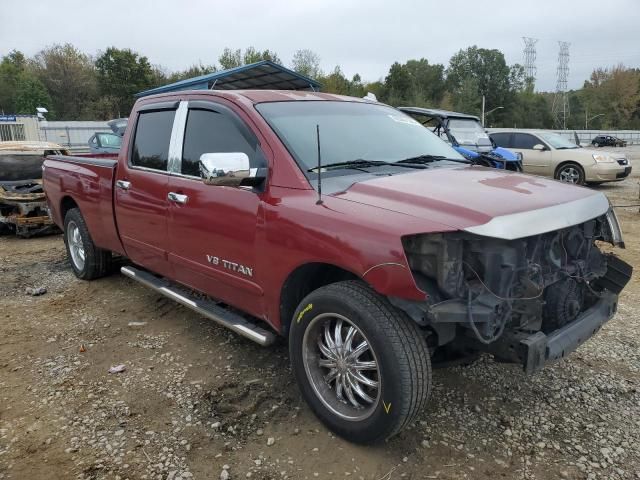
<box><xmin>43</xmin><ymin>90</ymin><xmax>631</xmax><ymax>443</ymax></box>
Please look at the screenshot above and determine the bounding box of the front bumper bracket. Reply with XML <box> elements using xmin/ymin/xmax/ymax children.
<box><xmin>487</xmin><ymin>291</ymin><xmax>618</xmax><ymax>374</ymax></box>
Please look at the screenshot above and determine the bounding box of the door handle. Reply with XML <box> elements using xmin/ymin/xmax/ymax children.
<box><xmin>168</xmin><ymin>192</ymin><xmax>189</xmax><ymax>205</ymax></box>
<box><xmin>116</xmin><ymin>180</ymin><xmax>131</xmax><ymax>190</ymax></box>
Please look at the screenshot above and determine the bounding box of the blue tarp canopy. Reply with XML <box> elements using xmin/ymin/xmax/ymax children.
<box><xmin>136</xmin><ymin>60</ymin><xmax>321</xmax><ymax>98</ymax></box>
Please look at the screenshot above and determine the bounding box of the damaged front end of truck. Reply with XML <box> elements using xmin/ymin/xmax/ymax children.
<box><xmin>397</xmin><ymin>205</ymin><xmax>632</xmax><ymax>373</ymax></box>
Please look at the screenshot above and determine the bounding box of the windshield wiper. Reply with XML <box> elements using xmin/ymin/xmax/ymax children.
<box><xmin>308</xmin><ymin>159</ymin><xmax>425</xmax><ymax>172</ymax></box>
<box><xmin>397</xmin><ymin>154</ymin><xmax>471</xmax><ymax>165</ymax></box>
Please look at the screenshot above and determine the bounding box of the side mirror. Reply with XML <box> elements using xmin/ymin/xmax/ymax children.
<box><xmin>199</xmin><ymin>152</ymin><xmax>265</xmax><ymax>188</ymax></box>
<box><xmin>532</xmin><ymin>144</ymin><xmax>546</xmax><ymax>151</ymax></box>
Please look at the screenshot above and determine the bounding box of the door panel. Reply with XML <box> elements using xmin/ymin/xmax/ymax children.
<box><xmin>166</xmin><ymin>103</ymin><xmax>266</xmax><ymax>317</ymax></box>
<box><xmin>167</xmin><ymin>178</ymin><xmax>263</xmax><ymax>315</ymax></box>
<box><xmin>115</xmin><ymin>170</ymin><xmax>171</xmax><ymax>276</ymax></box>
<box><xmin>115</xmin><ymin>108</ymin><xmax>176</xmax><ymax>277</ymax></box>
<box><xmin>512</xmin><ymin>133</ymin><xmax>550</xmax><ymax>176</ymax></box>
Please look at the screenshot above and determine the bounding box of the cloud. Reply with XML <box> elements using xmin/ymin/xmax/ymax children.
<box><xmin>1</xmin><ymin>0</ymin><xmax>639</xmax><ymax>91</ymax></box>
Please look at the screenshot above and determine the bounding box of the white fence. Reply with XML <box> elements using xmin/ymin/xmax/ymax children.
<box><xmin>40</xmin><ymin>121</ymin><xmax>111</xmax><ymax>152</ymax></box>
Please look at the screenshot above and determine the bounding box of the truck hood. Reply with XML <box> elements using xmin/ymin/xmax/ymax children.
<box><xmin>333</xmin><ymin>166</ymin><xmax>610</xmax><ymax>240</ymax></box>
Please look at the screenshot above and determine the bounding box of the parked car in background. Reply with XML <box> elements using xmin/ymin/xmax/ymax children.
<box><xmin>398</xmin><ymin>107</ymin><xmax>522</xmax><ymax>171</ymax></box>
<box><xmin>88</xmin><ymin>118</ymin><xmax>127</xmax><ymax>154</ymax></box>
<box><xmin>88</xmin><ymin>132</ymin><xmax>122</xmax><ymax>154</ymax></box>
<box><xmin>490</xmin><ymin>130</ymin><xmax>631</xmax><ymax>185</ymax></box>
<box><xmin>0</xmin><ymin>141</ymin><xmax>67</xmax><ymax>237</ymax></box>
<box><xmin>591</xmin><ymin>135</ymin><xmax>627</xmax><ymax>148</ymax></box>
<box><xmin>43</xmin><ymin>90</ymin><xmax>631</xmax><ymax>443</ymax></box>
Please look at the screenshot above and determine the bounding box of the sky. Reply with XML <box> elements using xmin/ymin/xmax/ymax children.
<box><xmin>1</xmin><ymin>0</ymin><xmax>639</xmax><ymax>92</ymax></box>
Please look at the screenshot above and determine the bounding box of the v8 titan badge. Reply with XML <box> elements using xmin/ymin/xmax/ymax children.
<box><xmin>206</xmin><ymin>255</ymin><xmax>253</xmax><ymax>277</ymax></box>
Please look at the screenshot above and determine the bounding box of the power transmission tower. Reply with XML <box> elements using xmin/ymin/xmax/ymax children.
<box><xmin>552</xmin><ymin>41</ymin><xmax>571</xmax><ymax>129</ymax></box>
<box><xmin>522</xmin><ymin>37</ymin><xmax>538</xmax><ymax>87</ymax></box>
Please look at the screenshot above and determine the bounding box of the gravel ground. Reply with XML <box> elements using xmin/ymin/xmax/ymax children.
<box><xmin>1</xmin><ymin>146</ymin><xmax>639</xmax><ymax>480</ymax></box>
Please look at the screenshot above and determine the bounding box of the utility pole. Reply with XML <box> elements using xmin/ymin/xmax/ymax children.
<box><xmin>585</xmin><ymin>109</ymin><xmax>604</xmax><ymax>129</ymax></box>
<box><xmin>552</xmin><ymin>41</ymin><xmax>571</xmax><ymax>130</ymax></box>
<box><xmin>481</xmin><ymin>95</ymin><xmax>504</xmax><ymax>126</ymax></box>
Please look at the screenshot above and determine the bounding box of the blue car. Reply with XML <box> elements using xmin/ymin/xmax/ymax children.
<box><xmin>398</xmin><ymin>107</ymin><xmax>522</xmax><ymax>171</ymax></box>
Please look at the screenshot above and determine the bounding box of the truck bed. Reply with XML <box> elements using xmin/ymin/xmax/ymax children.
<box><xmin>43</xmin><ymin>155</ymin><xmax>124</xmax><ymax>255</ymax></box>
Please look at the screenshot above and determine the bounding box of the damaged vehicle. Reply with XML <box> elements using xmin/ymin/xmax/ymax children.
<box><xmin>43</xmin><ymin>91</ymin><xmax>631</xmax><ymax>444</ymax></box>
<box><xmin>399</xmin><ymin>107</ymin><xmax>523</xmax><ymax>171</ymax></box>
<box><xmin>0</xmin><ymin>141</ymin><xmax>67</xmax><ymax>237</ymax></box>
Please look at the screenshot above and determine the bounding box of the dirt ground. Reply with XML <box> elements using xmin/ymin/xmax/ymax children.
<box><xmin>1</xmin><ymin>148</ymin><xmax>639</xmax><ymax>480</ymax></box>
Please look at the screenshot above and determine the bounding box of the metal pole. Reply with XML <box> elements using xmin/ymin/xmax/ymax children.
<box><xmin>481</xmin><ymin>95</ymin><xmax>485</xmax><ymax>127</ymax></box>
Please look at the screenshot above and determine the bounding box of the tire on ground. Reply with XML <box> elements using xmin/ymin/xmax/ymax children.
<box><xmin>289</xmin><ymin>280</ymin><xmax>431</xmax><ymax>444</ymax></box>
<box><xmin>555</xmin><ymin>162</ymin><xmax>585</xmax><ymax>185</ymax></box>
<box><xmin>63</xmin><ymin>207</ymin><xmax>112</xmax><ymax>280</ymax></box>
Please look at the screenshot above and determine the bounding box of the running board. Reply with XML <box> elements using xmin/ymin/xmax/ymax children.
<box><xmin>120</xmin><ymin>266</ymin><xmax>276</xmax><ymax>346</ymax></box>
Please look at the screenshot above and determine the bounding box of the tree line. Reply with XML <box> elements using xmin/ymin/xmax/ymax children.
<box><xmin>1</xmin><ymin>44</ymin><xmax>638</xmax><ymax>130</ymax></box>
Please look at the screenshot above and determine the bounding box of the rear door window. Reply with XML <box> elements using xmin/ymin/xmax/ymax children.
<box><xmin>511</xmin><ymin>133</ymin><xmax>540</xmax><ymax>149</ymax></box>
<box><xmin>490</xmin><ymin>132</ymin><xmax>512</xmax><ymax>147</ymax></box>
<box><xmin>181</xmin><ymin>108</ymin><xmax>261</xmax><ymax>177</ymax></box>
<box><xmin>131</xmin><ymin>109</ymin><xmax>176</xmax><ymax>171</ymax></box>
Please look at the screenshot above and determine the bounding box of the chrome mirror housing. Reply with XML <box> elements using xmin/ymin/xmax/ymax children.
<box><xmin>199</xmin><ymin>152</ymin><xmax>251</xmax><ymax>187</ymax></box>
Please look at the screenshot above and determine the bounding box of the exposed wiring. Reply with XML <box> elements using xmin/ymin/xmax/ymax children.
<box><xmin>463</xmin><ymin>261</ymin><xmax>545</xmax><ymax>301</ymax></box>
<box><xmin>466</xmin><ymin>290</ymin><xmax>507</xmax><ymax>345</ymax></box>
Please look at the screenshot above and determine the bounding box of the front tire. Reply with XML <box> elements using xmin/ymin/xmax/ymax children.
<box><xmin>555</xmin><ymin>163</ymin><xmax>585</xmax><ymax>185</ymax></box>
<box><xmin>63</xmin><ymin>208</ymin><xmax>112</xmax><ymax>280</ymax></box>
<box><xmin>289</xmin><ymin>281</ymin><xmax>431</xmax><ymax>443</ymax></box>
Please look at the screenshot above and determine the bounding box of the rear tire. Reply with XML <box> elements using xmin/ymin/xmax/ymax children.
<box><xmin>555</xmin><ymin>162</ymin><xmax>585</xmax><ymax>185</ymax></box>
<box><xmin>63</xmin><ymin>208</ymin><xmax>112</xmax><ymax>280</ymax></box>
<box><xmin>289</xmin><ymin>280</ymin><xmax>431</xmax><ymax>443</ymax></box>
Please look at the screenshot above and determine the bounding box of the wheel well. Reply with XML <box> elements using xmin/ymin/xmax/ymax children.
<box><xmin>279</xmin><ymin>263</ymin><xmax>359</xmax><ymax>336</ymax></box>
<box><xmin>554</xmin><ymin>161</ymin><xmax>583</xmax><ymax>177</ymax></box>
<box><xmin>60</xmin><ymin>196</ymin><xmax>78</xmax><ymax>221</ymax></box>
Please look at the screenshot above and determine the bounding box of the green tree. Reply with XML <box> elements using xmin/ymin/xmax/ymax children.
<box><xmin>243</xmin><ymin>47</ymin><xmax>281</xmax><ymax>65</ymax></box>
<box><xmin>383</xmin><ymin>62</ymin><xmax>412</xmax><ymax>105</ymax></box>
<box><xmin>291</xmin><ymin>49</ymin><xmax>322</xmax><ymax>79</ymax></box>
<box><xmin>167</xmin><ymin>63</ymin><xmax>217</xmax><ymax>83</ymax></box>
<box><xmin>380</xmin><ymin>59</ymin><xmax>445</xmax><ymax>107</ymax></box>
<box><xmin>452</xmin><ymin>77</ymin><xmax>482</xmax><ymax>116</ymax></box>
<box><xmin>33</xmin><ymin>44</ymin><xmax>98</xmax><ymax>119</ymax></box>
<box><xmin>14</xmin><ymin>74</ymin><xmax>52</xmax><ymax>115</ymax></box>
<box><xmin>0</xmin><ymin>50</ymin><xmax>27</xmax><ymax>114</ymax></box>
<box><xmin>218</xmin><ymin>47</ymin><xmax>282</xmax><ymax>70</ymax></box>
<box><xmin>319</xmin><ymin>66</ymin><xmax>351</xmax><ymax>95</ymax></box>
<box><xmin>95</xmin><ymin>47</ymin><xmax>155</xmax><ymax>117</ymax></box>
<box><xmin>218</xmin><ymin>48</ymin><xmax>242</xmax><ymax>69</ymax></box>
<box><xmin>447</xmin><ymin>46</ymin><xmax>514</xmax><ymax>122</ymax></box>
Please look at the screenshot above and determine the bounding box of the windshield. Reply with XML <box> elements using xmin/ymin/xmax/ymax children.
<box><xmin>256</xmin><ymin>101</ymin><xmax>464</xmax><ymax>173</ymax></box>
<box><xmin>97</xmin><ymin>133</ymin><xmax>122</xmax><ymax>148</ymax></box>
<box><xmin>447</xmin><ymin>118</ymin><xmax>491</xmax><ymax>146</ymax></box>
<box><xmin>537</xmin><ymin>131</ymin><xmax>579</xmax><ymax>149</ymax></box>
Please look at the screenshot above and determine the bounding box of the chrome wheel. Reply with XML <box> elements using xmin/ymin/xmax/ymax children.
<box><xmin>559</xmin><ymin>166</ymin><xmax>581</xmax><ymax>184</ymax></box>
<box><xmin>302</xmin><ymin>313</ymin><xmax>381</xmax><ymax>421</ymax></box>
<box><xmin>67</xmin><ymin>220</ymin><xmax>85</xmax><ymax>271</ymax></box>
